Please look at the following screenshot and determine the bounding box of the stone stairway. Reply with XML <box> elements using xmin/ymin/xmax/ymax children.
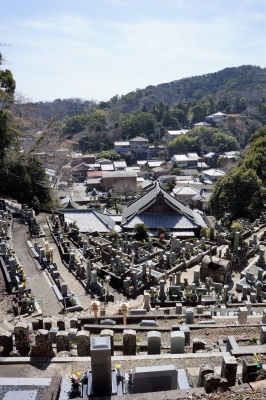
<box><xmin>0</xmin><ymin>320</ymin><xmax>15</xmax><ymax>333</ymax></box>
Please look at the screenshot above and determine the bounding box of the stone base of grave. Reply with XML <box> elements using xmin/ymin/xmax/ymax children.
<box><xmin>86</xmin><ymin>369</ymin><xmax>124</xmax><ymax>397</ymax></box>
<box><xmin>110</xmin><ymin>387</ymin><xmax>206</xmax><ymax>399</ymax></box>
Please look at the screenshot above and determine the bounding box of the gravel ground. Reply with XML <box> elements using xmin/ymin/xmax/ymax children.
<box><xmin>186</xmin><ymin>389</ymin><xmax>266</xmax><ymax>399</ymax></box>
<box><xmin>0</xmin><ymin>296</ymin><xmax>14</xmax><ymax>321</ymax></box>
<box><xmin>0</xmin><ymin>385</ymin><xmax>47</xmax><ymax>400</ymax></box>
<box><xmin>113</xmin><ymin>325</ymin><xmax>263</xmax><ymax>347</ymax></box>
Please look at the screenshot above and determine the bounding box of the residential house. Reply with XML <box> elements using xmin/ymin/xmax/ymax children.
<box><xmin>148</xmin><ymin>145</ymin><xmax>165</xmax><ymax>158</ymax></box>
<box><xmin>170</xmin><ymin>153</ymin><xmax>199</xmax><ymax>168</ymax></box>
<box><xmin>193</xmin><ymin>121</ymin><xmax>212</xmax><ymax>128</ymax></box>
<box><xmin>101</xmin><ymin>164</ymin><xmax>114</xmax><ymax>172</ymax></box>
<box><xmin>114</xmin><ymin>141</ymin><xmax>131</xmax><ymax>155</ymax></box>
<box><xmin>163</xmin><ymin>130</ymin><xmax>189</xmax><ymax>142</ymax></box>
<box><xmin>206</xmin><ymin>112</ymin><xmax>227</xmax><ymax>124</ymax></box>
<box><xmin>129</xmin><ymin>136</ymin><xmax>149</xmax><ymax>158</ymax></box>
<box><xmin>172</xmin><ymin>185</ymin><xmax>201</xmax><ymax>205</ymax></box>
<box><xmin>223</xmin><ymin>151</ymin><xmax>240</xmax><ymax>159</ymax></box>
<box><xmin>150</xmin><ymin>166</ymin><xmax>169</xmax><ymax>179</ymax></box>
<box><xmin>101</xmin><ymin>170</ymin><xmax>137</xmax><ymax>191</ymax></box>
<box><xmin>203</xmin><ymin>168</ymin><xmax>225</xmax><ymax>183</ymax></box>
<box><xmin>70</xmin><ymin>153</ymin><xmax>96</xmax><ymax>167</ymax></box>
<box><xmin>72</xmin><ymin>162</ymin><xmax>94</xmax><ymax>182</ymax></box>
<box><xmin>202</xmin><ymin>152</ymin><xmax>219</xmax><ymax>167</ymax></box>
<box><xmin>147</xmin><ymin>160</ymin><xmax>164</xmax><ymax>169</ymax></box>
<box><xmin>113</xmin><ymin>161</ymin><xmax>127</xmax><ymax>171</ymax></box>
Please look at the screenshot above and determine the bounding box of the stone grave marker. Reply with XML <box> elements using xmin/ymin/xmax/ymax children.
<box><xmin>147</xmin><ymin>331</ymin><xmax>161</xmax><ymax>355</ymax></box>
<box><xmin>171</xmin><ymin>331</ymin><xmax>185</xmax><ymax>354</ymax></box>
<box><xmin>90</xmin><ymin>336</ymin><xmax>112</xmax><ymax>397</ymax></box>
<box><xmin>132</xmin><ymin>365</ymin><xmax>177</xmax><ymax>394</ymax></box>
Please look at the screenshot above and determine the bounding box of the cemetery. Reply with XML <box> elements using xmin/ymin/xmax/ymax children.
<box><xmin>1</xmin><ymin>199</ymin><xmax>266</xmax><ymax>398</ymax></box>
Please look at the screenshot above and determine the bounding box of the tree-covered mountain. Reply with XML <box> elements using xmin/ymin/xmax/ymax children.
<box><xmin>111</xmin><ymin>65</ymin><xmax>266</xmax><ymax>113</ymax></box>
<box><xmin>14</xmin><ymin>65</ymin><xmax>266</xmax><ymax>157</ymax></box>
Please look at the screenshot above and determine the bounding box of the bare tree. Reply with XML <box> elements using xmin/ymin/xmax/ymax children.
<box><xmin>113</xmin><ymin>180</ymin><xmax>137</xmax><ymax>202</ymax></box>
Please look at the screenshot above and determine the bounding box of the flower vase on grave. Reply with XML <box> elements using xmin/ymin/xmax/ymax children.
<box><xmin>128</xmin><ymin>370</ymin><xmax>133</xmax><ymax>385</ymax></box>
<box><xmin>116</xmin><ymin>364</ymin><xmax>121</xmax><ymax>376</ymax></box>
<box><xmin>70</xmin><ymin>374</ymin><xmax>81</xmax><ymax>397</ymax></box>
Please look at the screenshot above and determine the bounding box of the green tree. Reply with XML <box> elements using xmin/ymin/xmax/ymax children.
<box><xmin>209</xmin><ymin>167</ymin><xmax>264</xmax><ymax>220</ymax></box>
<box><xmin>0</xmin><ymin>49</ymin><xmax>56</xmax><ymax>210</ymax></box>
<box><xmin>168</xmin><ymin>135</ymin><xmax>201</xmax><ymax>155</ymax></box>
<box><xmin>157</xmin><ymin>226</ymin><xmax>170</xmax><ymax>238</ymax></box>
<box><xmin>121</xmin><ymin>112</ymin><xmax>155</xmax><ymax>138</ymax></box>
<box><xmin>187</xmin><ymin>105</ymin><xmax>206</xmax><ymax>124</ymax></box>
<box><xmin>96</xmin><ymin>150</ymin><xmax>121</xmax><ymax>160</ymax></box>
<box><xmin>164</xmin><ymin>178</ymin><xmax>176</xmax><ymax>193</ymax></box>
<box><xmin>169</xmin><ymin>161</ymin><xmax>182</xmax><ymax>175</ymax></box>
<box><xmin>133</xmin><ymin>223</ymin><xmax>150</xmax><ymax>241</ymax></box>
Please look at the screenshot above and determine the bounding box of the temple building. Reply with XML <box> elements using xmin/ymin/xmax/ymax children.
<box><xmin>121</xmin><ymin>182</ymin><xmax>206</xmax><ymax>238</ymax></box>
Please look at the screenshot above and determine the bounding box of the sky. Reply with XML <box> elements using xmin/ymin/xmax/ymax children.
<box><xmin>1</xmin><ymin>0</ymin><xmax>266</xmax><ymax>103</ymax></box>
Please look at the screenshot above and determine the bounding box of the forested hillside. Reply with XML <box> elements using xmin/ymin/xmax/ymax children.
<box><xmin>14</xmin><ymin>65</ymin><xmax>265</xmax><ymax>154</ymax></box>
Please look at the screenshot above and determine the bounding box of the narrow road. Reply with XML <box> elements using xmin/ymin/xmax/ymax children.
<box><xmin>11</xmin><ymin>217</ymin><xmax>62</xmax><ymax>317</ymax></box>
<box><xmin>38</xmin><ymin>215</ymin><xmax>93</xmax><ymax>311</ymax></box>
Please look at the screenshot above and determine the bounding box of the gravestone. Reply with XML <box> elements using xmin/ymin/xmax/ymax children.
<box><xmin>196</xmin><ymin>305</ymin><xmax>203</xmax><ymax>315</ymax></box>
<box><xmin>203</xmin><ymin>373</ymin><xmax>220</xmax><ymax>394</ymax></box>
<box><xmin>56</xmin><ymin>331</ymin><xmax>69</xmax><ymax>352</ymax></box>
<box><xmin>260</xmin><ymin>326</ymin><xmax>266</xmax><ymax>344</ymax></box>
<box><xmin>171</xmin><ymin>331</ymin><xmax>185</xmax><ymax>354</ymax></box>
<box><xmin>147</xmin><ymin>331</ymin><xmax>161</xmax><ymax>355</ymax></box>
<box><xmin>198</xmin><ymin>364</ymin><xmax>214</xmax><ymax>387</ymax></box>
<box><xmin>70</xmin><ymin>317</ymin><xmax>78</xmax><ymax>329</ymax></box>
<box><xmin>256</xmin><ymin>282</ymin><xmax>262</xmax><ymax>301</ymax></box>
<box><xmin>180</xmin><ymin>326</ymin><xmax>190</xmax><ymax>345</ymax></box>
<box><xmin>250</xmin><ymin>293</ymin><xmax>256</xmax><ymax>303</ymax></box>
<box><xmin>193</xmin><ymin>338</ymin><xmax>205</xmax><ymax>353</ymax></box>
<box><xmin>221</xmin><ymin>355</ymin><xmax>237</xmax><ymax>387</ymax></box>
<box><xmin>244</xmin><ymin>301</ymin><xmax>252</xmax><ymax>315</ymax></box>
<box><xmin>143</xmin><ymin>292</ymin><xmax>150</xmax><ymax>311</ymax></box>
<box><xmin>233</xmin><ymin>231</ymin><xmax>240</xmax><ymax>254</ymax></box>
<box><xmin>139</xmin><ymin>320</ymin><xmax>157</xmax><ymax>327</ymax></box>
<box><xmin>242</xmin><ymin>286</ymin><xmax>248</xmax><ymax>301</ymax></box>
<box><xmin>238</xmin><ymin>307</ymin><xmax>248</xmax><ymax>324</ymax></box>
<box><xmin>49</xmin><ymin>327</ymin><xmax>59</xmax><ymax>344</ymax></box>
<box><xmin>100</xmin><ymin>329</ymin><xmax>114</xmax><ymax>356</ymax></box>
<box><xmin>262</xmin><ymin>309</ymin><xmax>266</xmax><ymax>324</ymax></box>
<box><xmin>132</xmin><ymin>365</ymin><xmax>177</xmax><ymax>394</ymax></box>
<box><xmin>61</xmin><ymin>282</ymin><xmax>67</xmax><ymax>297</ymax></box>
<box><xmin>68</xmin><ymin>328</ymin><xmax>78</xmax><ymax>342</ymax></box>
<box><xmin>0</xmin><ymin>331</ymin><xmax>13</xmax><ymax>356</ymax></box>
<box><xmin>14</xmin><ymin>322</ymin><xmax>30</xmax><ymax>356</ymax></box>
<box><xmin>175</xmin><ymin>303</ymin><xmax>182</xmax><ymax>314</ymax></box>
<box><xmin>44</xmin><ymin>318</ymin><xmax>52</xmax><ymax>331</ymax></box>
<box><xmin>100</xmin><ymin>319</ymin><xmax>116</xmax><ymax>326</ymax></box>
<box><xmin>35</xmin><ymin>329</ymin><xmax>49</xmax><ymax>346</ymax></box>
<box><xmin>123</xmin><ymin>329</ymin><xmax>136</xmax><ymax>356</ymax></box>
<box><xmin>242</xmin><ymin>356</ymin><xmax>257</xmax><ymax>383</ymax></box>
<box><xmin>76</xmin><ymin>330</ymin><xmax>90</xmax><ymax>356</ymax></box>
<box><xmin>90</xmin><ymin>336</ymin><xmax>112</xmax><ymax>397</ymax></box>
<box><xmin>57</xmin><ymin>319</ymin><xmax>65</xmax><ymax>331</ymax></box>
<box><xmin>185</xmin><ymin>308</ymin><xmax>194</xmax><ymax>324</ymax></box>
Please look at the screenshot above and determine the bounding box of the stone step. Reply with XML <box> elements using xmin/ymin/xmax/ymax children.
<box><xmin>0</xmin><ymin>320</ymin><xmax>15</xmax><ymax>331</ymax></box>
<box><xmin>0</xmin><ymin>325</ymin><xmax>8</xmax><ymax>333</ymax></box>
